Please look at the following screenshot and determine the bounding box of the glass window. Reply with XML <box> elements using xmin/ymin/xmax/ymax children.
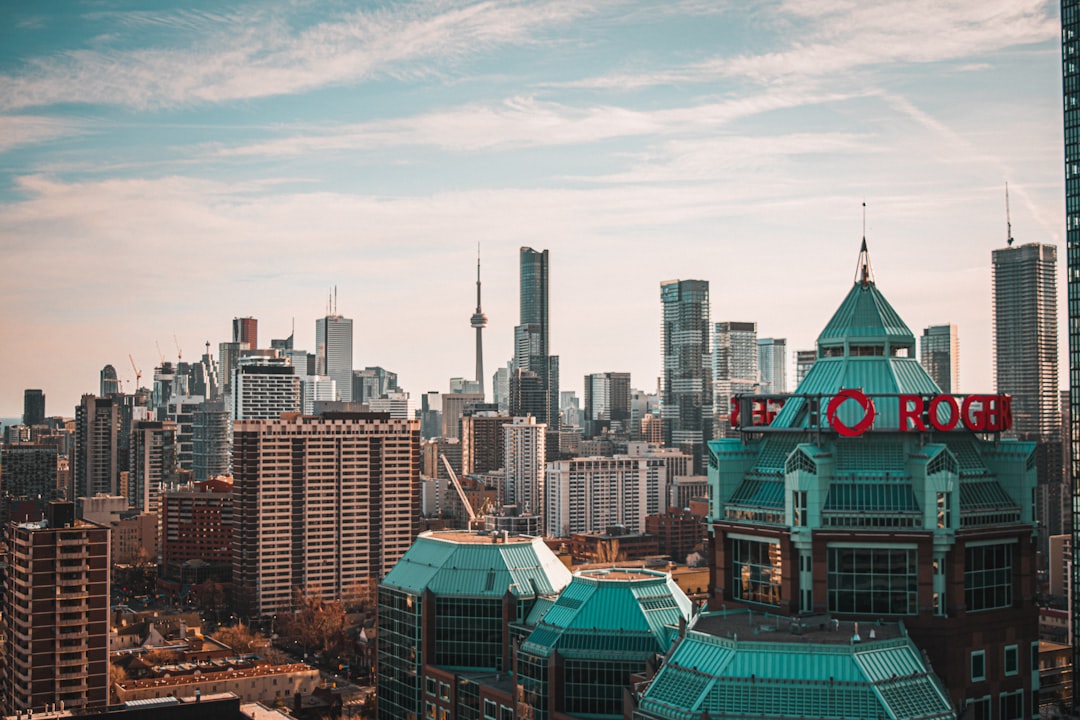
<box><xmin>970</xmin><ymin>650</ymin><xmax>985</xmax><ymax>682</ymax></box>
<box><xmin>1004</xmin><ymin>644</ymin><xmax>1018</xmax><ymax>676</ymax></box>
<box><xmin>827</xmin><ymin>546</ymin><xmax>917</xmax><ymax>615</ymax></box>
<box><xmin>426</xmin><ymin>677</ymin><xmax>437</xmax><ymax>696</ymax></box>
<box><xmin>965</xmin><ymin>695</ymin><xmax>991</xmax><ymax>720</ymax></box>
<box><xmin>484</xmin><ymin>699</ymin><xmax>498</xmax><ymax>720</ymax></box>
<box><xmin>999</xmin><ymin>690</ymin><xmax>1024</xmax><ymax>720</ymax></box>
<box><xmin>439</xmin><ymin>682</ymin><xmax>450</xmax><ymax>701</ymax></box>
<box><xmin>965</xmin><ymin>543</ymin><xmax>1013</xmax><ymax>611</ymax></box>
<box><xmin>731</xmin><ymin>537</ymin><xmax>782</xmax><ymax>606</ymax></box>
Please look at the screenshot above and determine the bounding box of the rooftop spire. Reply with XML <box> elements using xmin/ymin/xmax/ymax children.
<box><xmin>855</xmin><ymin>202</ymin><xmax>874</xmax><ymax>286</ymax></box>
<box><xmin>1005</xmin><ymin>181</ymin><xmax>1014</xmax><ymax>247</ymax></box>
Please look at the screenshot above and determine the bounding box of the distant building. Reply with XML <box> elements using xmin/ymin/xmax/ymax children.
<box><xmin>660</xmin><ymin>279</ymin><xmax>713</xmax><ymax>473</ymax></box>
<box><xmin>491</xmin><ymin>362</ymin><xmax>511</xmax><ymax>414</ymax></box>
<box><xmin>192</xmin><ymin>401</ymin><xmax>230</xmax><ymax>481</ymax></box>
<box><xmin>921</xmin><ymin>323</ymin><xmax>959</xmax><ymax>393</ymax></box>
<box><xmin>23</xmin><ymin>389</ymin><xmax>45</xmax><ymax>427</ymax></box>
<box><xmin>316</xmin><ymin>312</ymin><xmax>353</xmax><ymax>402</ymax></box>
<box><xmin>713</xmin><ymin>321</ymin><xmax>758</xmax><ymax>437</ymax></box>
<box><xmin>74</xmin><ymin>394</ymin><xmax>120</xmax><ymax>500</ymax></box>
<box><xmin>232</xmin><ymin>316</ymin><xmax>258</xmax><ymax>351</ymax></box>
<box><xmin>441</xmin><ymin>392</ymin><xmax>484</xmax><ymax>440</ymax></box>
<box><xmin>100</xmin><ymin>364</ymin><xmax>120</xmax><ymax>396</ymax></box>
<box><xmin>232</xmin><ymin>413</ymin><xmax>420</xmax><ymax>617</ymax></box>
<box><xmin>232</xmin><ymin>356</ymin><xmax>301</xmax><ymax>420</ymax></box>
<box><xmin>503</xmin><ymin>416</ymin><xmax>546</xmax><ymax>515</ymax></box>
<box><xmin>460</xmin><ymin>412</ymin><xmax>511</xmax><ymax>476</ymax></box>
<box><xmin>545</xmin><ymin>456</ymin><xmax>659</xmax><ymax>537</ymax></box>
<box><xmin>161</xmin><ymin>477</ymin><xmax>234</xmax><ymax>586</ymax></box>
<box><xmin>757</xmin><ymin>337</ymin><xmax>786</xmax><ymax>394</ymax></box>
<box><xmin>514</xmin><ymin>247</ymin><xmax>559</xmax><ymax>430</ymax></box>
<box><xmin>794</xmin><ymin>348</ymin><xmax>816</xmax><ymax>386</ymax></box>
<box><xmin>353</xmin><ymin>367</ymin><xmax>399</xmax><ymax>404</ymax></box>
<box><xmin>2</xmin><ymin>502</ymin><xmax>110</xmax><ymax>714</ymax></box>
<box><xmin>0</xmin><ymin>443</ymin><xmax>58</xmax><ymax>524</ymax></box>
<box><xmin>128</xmin><ymin>420</ymin><xmax>178</xmax><ymax>515</ymax></box>
<box><xmin>583</xmin><ymin>371</ymin><xmax>631</xmax><ymax>437</ymax></box>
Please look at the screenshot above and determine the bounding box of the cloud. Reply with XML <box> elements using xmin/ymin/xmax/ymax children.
<box><xmin>0</xmin><ymin>0</ymin><xmax>607</xmax><ymax>112</ymax></box>
<box><xmin>0</xmin><ymin>116</ymin><xmax>84</xmax><ymax>153</ymax></box>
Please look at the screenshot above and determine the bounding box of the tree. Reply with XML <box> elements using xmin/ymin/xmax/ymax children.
<box><xmin>212</xmin><ymin>624</ymin><xmax>264</xmax><ymax>655</ymax></box>
<box><xmin>277</xmin><ymin>588</ymin><xmax>349</xmax><ymax>659</ymax></box>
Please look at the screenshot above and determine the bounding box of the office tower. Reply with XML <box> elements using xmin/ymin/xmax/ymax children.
<box><xmin>470</xmin><ymin>250</ymin><xmax>487</xmax><ymax>398</ymax></box>
<box><xmin>376</xmin><ymin>531</ymin><xmax>573</xmax><ymax>720</ymax></box>
<box><xmin>218</xmin><ymin>341</ymin><xmax>243</xmax><ymax>398</ymax></box>
<box><xmin>921</xmin><ymin>323</ymin><xmax>959</xmax><ymax>393</ymax></box>
<box><xmin>22</xmin><ymin>389</ymin><xmax>44</xmax><ymax>427</ymax></box>
<box><xmin>129</xmin><ymin>419</ymin><xmax>177</xmax><ymax>515</ymax></box>
<box><xmin>316</xmin><ymin>309</ymin><xmax>354</xmax><ymax>402</ymax></box>
<box><xmin>1</xmin><ymin>502</ymin><xmax>110</xmax><ymax>714</ymax></box>
<box><xmin>794</xmin><ymin>348</ymin><xmax>817</xmax><ymax>386</ymax></box>
<box><xmin>165</xmin><ymin>395</ymin><xmax>201</xmax><ymax>470</ymax></box>
<box><xmin>232</xmin><ymin>316</ymin><xmax>258</xmax><ymax>351</ymax></box>
<box><xmin>1063</xmin><ymin>2</ymin><xmax>1080</xmax><ymax>689</ymax></box>
<box><xmin>300</xmin><ymin>375</ymin><xmax>337</xmax><ymax>414</ymax></box>
<box><xmin>509</xmin><ymin>368</ymin><xmax>546</xmax><ymax>423</ymax></box>
<box><xmin>232</xmin><ymin>412</ymin><xmax>421</xmax><ymax>617</ymax></box>
<box><xmin>460</xmin><ymin>412</ymin><xmax>512</xmax><ymax>476</ymax></box>
<box><xmin>232</xmin><ymin>355</ymin><xmax>301</xmax><ymax>420</ymax></box>
<box><xmin>757</xmin><ymin>337</ymin><xmax>787</xmax><ymax>394</ymax></box>
<box><xmin>160</xmin><ymin>477</ymin><xmax>233</xmax><ymax>584</ymax></box>
<box><xmin>441</xmin><ymin>392</ymin><xmax>484</xmax><ymax>440</ymax></box>
<box><xmin>99</xmin><ymin>364</ymin><xmax>120</xmax><ymax>396</ymax></box>
<box><xmin>712</xmin><ymin>322</ymin><xmax>758</xmax><ymax>437</ymax></box>
<box><xmin>560</xmin><ymin>390</ymin><xmax>581</xmax><ymax>430</ymax></box>
<box><xmin>150</xmin><ymin>361</ymin><xmax>177</xmax><ymax>421</ymax></box>
<box><xmin>192</xmin><ymin>401</ymin><xmax>230</xmax><ymax>481</ymax></box>
<box><xmin>993</xmin><ymin>243</ymin><xmax>1059</xmax><ymax>438</ymax></box>
<box><xmin>0</xmin><ymin>443</ymin><xmax>58</xmax><ymax>524</ymax></box>
<box><xmin>354</xmin><ymin>366</ymin><xmax>399</xmax><ymax>404</ymax></box>
<box><xmin>660</xmin><ymin>279</ymin><xmax>713</xmax><ymax>474</ymax></box>
<box><xmin>73</xmin><ymin>395</ymin><xmax>120</xmax><ymax>501</ymax></box>
<box><xmin>420</xmin><ymin>391</ymin><xmax>442</xmax><ymax>439</ymax></box>
<box><xmin>492</xmin><ymin>362</ymin><xmax>511</xmax><ymax>414</ymax></box>
<box><xmin>704</xmin><ymin>244</ymin><xmax>1036</xmax><ymax>711</ymax></box>
<box><xmin>368</xmin><ymin>391</ymin><xmax>412</xmax><ymax>419</ymax></box>
<box><xmin>514</xmin><ymin>247</ymin><xmax>559</xmax><ymax>430</ymax></box>
<box><xmin>583</xmin><ymin>372</ymin><xmax>631</xmax><ymax>437</ymax></box>
<box><xmin>504</xmin><ymin>416</ymin><xmax>546</xmax><ymax>513</ymax></box>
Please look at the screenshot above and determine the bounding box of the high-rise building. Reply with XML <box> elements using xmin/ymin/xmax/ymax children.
<box><xmin>232</xmin><ymin>316</ymin><xmax>258</xmax><ymax>351</ymax></box>
<box><xmin>514</xmin><ymin>247</ymin><xmax>559</xmax><ymax>430</ymax></box>
<box><xmin>460</xmin><ymin>412</ymin><xmax>511</xmax><ymax>476</ymax></box>
<box><xmin>492</xmin><ymin>362</ymin><xmax>511</xmax><ymax>414</ymax></box>
<box><xmin>129</xmin><ymin>419</ymin><xmax>177</xmax><ymax>515</ymax></box>
<box><xmin>316</xmin><ymin>312</ymin><xmax>354</xmax><ymax>402</ymax></box>
<box><xmin>99</xmin><ymin>364</ymin><xmax>120</xmax><ymax>396</ymax></box>
<box><xmin>0</xmin><ymin>444</ymin><xmax>59</xmax><ymax>524</ymax></box>
<box><xmin>921</xmin><ymin>324</ymin><xmax>959</xmax><ymax>393</ymax></box>
<box><xmin>712</xmin><ymin>321</ymin><xmax>758</xmax><ymax>437</ymax></box>
<box><xmin>757</xmin><ymin>337</ymin><xmax>787</xmax><ymax>394</ymax></box>
<box><xmin>192</xmin><ymin>400</ymin><xmax>230</xmax><ymax>481</ymax></box>
<box><xmin>583</xmin><ymin>372</ymin><xmax>631</xmax><ymax>437</ymax></box>
<box><xmin>2</xmin><ymin>502</ymin><xmax>110</xmax><ymax>714</ymax></box>
<box><xmin>73</xmin><ymin>395</ymin><xmax>120</xmax><ymax>501</ymax></box>
<box><xmin>22</xmin><ymin>389</ymin><xmax>44</xmax><ymax>427</ymax></box>
<box><xmin>794</xmin><ymin>348</ymin><xmax>816</xmax><ymax>386</ymax></box>
<box><xmin>232</xmin><ymin>412</ymin><xmax>420</xmax><ymax>617</ymax></box>
<box><xmin>660</xmin><ymin>279</ymin><xmax>713</xmax><ymax>473</ymax></box>
<box><xmin>993</xmin><ymin>243</ymin><xmax>1059</xmax><ymax>439</ymax></box>
<box><xmin>504</xmin><ymin>416</ymin><xmax>546</xmax><ymax>514</ymax></box>
<box><xmin>353</xmin><ymin>366</ymin><xmax>398</xmax><ymax>404</ymax></box>
<box><xmin>160</xmin><ymin>477</ymin><xmax>233</xmax><ymax>584</ymax></box>
<box><xmin>545</xmin><ymin>456</ymin><xmax>656</xmax><ymax>537</ymax></box>
<box><xmin>470</xmin><ymin>250</ymin><xmax>487</xmax><ymax>398</ymax></box>
<box><xmin>232</xmin><ymin>355</ymin><xmax>301</xmax><ymax>420</ymax></box>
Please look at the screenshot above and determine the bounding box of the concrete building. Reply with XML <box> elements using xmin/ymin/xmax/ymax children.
<box><xmin>299</xmin><ymin>375</ymin><xmax>337</xmax><ymax>415</ymax></box>
<box><xmin>757</xmin><ymin>336</ymin><xmax>787</xmax><ymax>394</ymax></box>
<box><xmin>660</xmin><ymin>279</ymin><xmax>713</xmax><ymax>474</ymax></box>
<box><xmin>545</xmin><ymin>456</ymin><xmax>653</xmax><ymax>537</ymax></box>
<box><xmin>503</xmin><ymin>416</ymin><xmax>546</xmax><ymax>516</ymax></box>
<box><xmin>232</xmin><ymin>412</ymin><xmax>420</xmax><ymax>617</ymax></box>
<box><xmin>192</xmin><ymin>401</ymin><xmax>230</xmax><ymax>481</ymax></box>
<box><xmin>161</xmin><ymin>477</ymin><xmax>233</xmax><ymax>584</ymax></box>
<box><xmin>1</xmin><ymin>502</ymin><xmax>110</xmax><ymax>714</ymax></box>
<box><xmin>316</xmin><ymin>312</ymin><xmax>353</xmax><ymax>402</ymax></box>
<box><xmin>232</xmin><ymin>356</ymin><xmax>301</xmax><ymax>421</ymax></box>
<box><xmin>23</xmin><ymin>389</ymin><xmax>45</xmax><ymax>427</ymax></box>
<box><xmin>794</xmin><ymin>348</ymin><xmax>817</xmax><ymax>386</ymax></box>
<box><xmin>74</xmin><ymin>395</ymin><xmax>120</xmax><ymax>501</ymax></box>
<box><xmin>440</xmin><ymin>392</ymin><xmax>483</xmax><ymax>440</ymax></box>
<box><xmin>0</xmin><ymin>443</ymin><xmax>59</xmax><ymax>524</ymax></box>
<box><xmin>114</xmin><ymin>663</ymin><xmax>319</xmax><ymax>705</ymax></box>
<box><xmin>921</xmin><ymin>323</ymin><xmax>960</xmax><ymax>393</ymax></box>
<box><xmin>460</xmin><ymin>412</ymin><xmax>511</xmax><ymax>476</ymax></box>
<box><xmin>128</xmin><ymin>420</ymin><xmax>177</xmax><ymax>515</ymax></box>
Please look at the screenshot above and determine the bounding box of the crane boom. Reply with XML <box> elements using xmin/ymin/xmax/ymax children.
<box><xmin>128</xmin><ymin>354</ymin><xmax>142</xmax><ymax>389</ymax></box>
<box><xmin>441</xmin><ymin>454</ymin><xmax>477</xmax><ymax>523</ymax></box>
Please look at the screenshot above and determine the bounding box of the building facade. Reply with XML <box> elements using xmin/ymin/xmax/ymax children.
<box><xmin>232</xmin><ymin>356</ymin><xmax>301</xmax><ymax>421</ymax></box>
<box><xmin>128</xmin><ymin>419</ymin><xmax>178</xmax><ymax>515</ymax></box>
<box><xmin>161</xmin><ymin>477</ymin><xmax>234</xmax><ymax>582</ymax></box>
<box><xmin>713</xmin><ymin>321</ymin><xmax>758</xmax><ymax>437</ymax></box>
<box><xmin>23</xmin><ymin>389</ymin><xmax>45</xmax><ymax>427</ymax></box>
<box><xmin>503</xmin><ymin>416</ymin><xmax>546</xmax><ymax>514</ymax></box>
<box><xmin>232</xmin><ymin>412</ymin><xmax>420</xmax><ymax>617</ymax></box>
<box><xmin>73</xmin><ymin>395</ymin><xmax>120</xmax><ymax>501</ymax></box>
<box><xmin>583</xmin><ymin>371</ymin><xmax>631</xmax><ymax>438</ymax></box>
<box><xmin>316</xmin><ymin>314</ymin><xmax>354</xmax><ymax>402</ymax></box>
<box><xmin>921</xmin><ymin>323</ymin><xmax>960</xmax><ymax>393</ymax></box>
<box><xmin>515</xmin><ymin>247</ymin><xmax>559</xmax><ymax>430</ymax></box>
<box><xmin>757</xmin><ymin>336</ymin><xmax>787</xmax><ymax>394</ymax></box>
<box><xmin>660</xmin><ymin>279</ymin><xmax>713</xmax><ymax>474</ymax></box>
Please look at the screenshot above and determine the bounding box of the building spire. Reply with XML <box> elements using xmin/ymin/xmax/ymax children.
<box><xmin>470</xmin><ymin>243</ymin><xmax>488</xmax><ymax>397</ymax></box>
<box><xmin>1005</xmin><ymin>181</ymin><xmax>1014</xmax><ymax>247</ymax></box>
<box><xmin>855</xmin><ymin>202</ymin><xmax>874</xmax><ymax>286</ymax></box>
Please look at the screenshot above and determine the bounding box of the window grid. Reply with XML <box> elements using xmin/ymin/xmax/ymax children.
<box><xmin>964</xmin><ymin>543</ymin><xmax>1013</xmax><ymax>611</ymax></box>
<box><xmin>731</xmin><ymin>538</ymin><xmax>782</xmax><ymax>606</ymax></box>
<box><xmin>827</xmin><ymin>546</ymin><xmax>917</xmax><ymax>615</ymax></box>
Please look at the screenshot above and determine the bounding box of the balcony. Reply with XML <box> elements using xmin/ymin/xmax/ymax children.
<box><xmin>57</xmin><ymin>655</ymin><xmax>86</xmax><ymax>668</ymax></box>
<box><xmin>57</xmin><ymin>537</ymin><xmax>85</xmax><ymax>547</ymax></box>
<box><xmin>56</xmin><ymin>616</ymin><xmax>86</xmax><ymax>627</ymax></box>
<box><xmin>57</xmin><ymin>588</ymin><xmax>89</xmax><ymax>600</ymax></box>
<box><xmin>57</xmin><ymin>629</ymin><xmax>88</xmax><ymax>640</ymax></box>
<box><xmin>57</xmin><ymin>669</ymin><xmax>86</xmax><ymax>680</ymax></box>
<box><xmin>57</xmin><ymin>576</ymin><xmax>87</xmax><ymax>587</ymax></box>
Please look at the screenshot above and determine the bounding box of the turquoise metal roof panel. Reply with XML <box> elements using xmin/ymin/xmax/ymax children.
<box><xmin>959</xmin><ymin>480</ymin><xmax>1020</xmax><ymax>511</ymax></box>
<box><xmin>817</xmin><ymin>282</ymin><xmax>914</xmax><ymax>344</ymax></box>
<box><xmin>724</xmin><ymin>643</ymin><xmax>861</xmax><ymax>682</ymax></box>
<box><xmin>834</xmin><ymin>439</ymin><xmax>907</xmax><ymax>473</ymax></box>
<box><xmin>727</xmin><ymin>478</ymin><xmax>784</xmax><ymax>509</ymax></box>
<box><xmin>824</xmin><ymin>483</ymin><xmax>920</xmax><ymax>513</ymax></box>
<box><xmin>752</xmin><ymin>433</ymin><xmax>806</xmax><ymax>472</ymax></box>
<box><xmin>854</xmin><ymin>642</ymin><xmax>924</xmax><ymax>681</ymax></box>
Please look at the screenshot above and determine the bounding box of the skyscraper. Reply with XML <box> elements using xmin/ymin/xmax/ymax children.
<box><xmin>514</xmin><ymin>247</ymin><xmax>559</xmax><ymax>429</ymax></box>
<box><xmin>99</xmin><ymin>364</ymin><xmax>120</xmax><ymax>396</ymax></box>
<box><xmin>794</xmin><ymin>349</ymin><xmax>817</xmax><ymax>386</ymax></box>
<box><xmin>660</xmin><ymin>279</ymin><xmax>713</xmax><ymax>473</ymax></box>
<box><xmin>713</xmin><ymin>321</ymin><xmax>758</xmax><ymax>437</ymax></box>
<box><xmin>232</xmin><ymin>412</ymin><xmax>421</xmax><ymax>617</ymax></box>
<box><xmin>73</xmin><ymin>395</ymin><xmax>119</xmax><ymax>500</ymax></box>
<box><xmin>583</xmin><ymin>371</ymin><xmax>631</xmax><ymax>437</ymax></box>
<box><xmin>470</xmin><ymin>249</ymin><xmax>487</xmax><ymax>398</ymax></box>
<box><xmin>920</xmin><ymin>323</ymin><xmax>959</xmax><ymax>393</ymax></box>
<box><xmin>316</xmin><ymin>311</ymin><xmax>354</xmax><ymax>402</ymax></box>
<box><xmin>22</xmin><ymin>389</ymin><xmax>44</xmax><ymax>427</ymax></box>
<box><xmin>992</xmin><ymin>243</ymin><xmax>1059</xmax><ymax>439</ymax></box>
<box><xmin>128</xmin><ymin>419</ymin><xmax>178</xmax><ymax>515</ymax></box>
<box><xmin>757</xmin><ymin>337</ymin><xmax>787</xmax><ymax>394</ymax></box>
<box><xmin>504</xmin><ymin>415</ymin><xmax>546</xmax><ymax>513</ymax></box>
<box><xmin>232</xmin><ymin>316</ymin><xmax>258</xmax><ymax>351</ymax></box>
<box><xmin>232</xmin><ymin>355</ymin><xmax>301</xmax><ymax>420</ymax></box>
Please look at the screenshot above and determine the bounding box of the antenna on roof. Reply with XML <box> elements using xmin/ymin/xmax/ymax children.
<box><xmin>855</xmin><ymin>202</ymin><xmax>874</xmax><ymax>287</ymax></box>
<box><xmin>1005</xmin><ymin>182</ymin><xmax>1014</xmax><ymax>247</ymax></box>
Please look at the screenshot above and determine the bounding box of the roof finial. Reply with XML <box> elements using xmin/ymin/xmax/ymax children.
<box><xmin>1005</xmin><ymin>182</ymin><xmax>1014</xmax><ymax>247</ymax></box>
<box><xmin>854</xmin><ymin>202</ymin><xmax>874</xmax><ymax>286</ymax></box>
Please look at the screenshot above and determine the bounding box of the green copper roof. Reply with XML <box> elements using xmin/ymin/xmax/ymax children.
<box><xmin>520</xmin><ymin>568</ymin><xmax>692</xmax><ymax>659</ymax></box>
<box><xmin>816</xmin><ymin>279</ymin><xmax>915</xmax><ymax>349</ymax></box>
<box><xmin>380</xmin><ymin>531</ymin><xmax>572</xmax><ymax>598</ymax></box>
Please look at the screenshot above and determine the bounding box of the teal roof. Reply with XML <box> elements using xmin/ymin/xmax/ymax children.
<box><xmin>817</xmin><ymin>279</ymin><xmax>915</xmax><ymax>348</ymax></box>
<box><xmin>520</xmin><ymin>568</ymin><xmax>692</xmax><ymax>659</ymax></box>
<box><xmin>380</xmin><ymin>531</ymin><xmax>572</xmax><ymax>598</ymax></box>
<box><xmin>637</xmin><ymin>627</ymin><xmax>954</xmax><ymax>720</ymax></box>
<box><xmin>824</xmin><ymin>483</ymin><xmax>920</xmax><ymax>513</ymax></box>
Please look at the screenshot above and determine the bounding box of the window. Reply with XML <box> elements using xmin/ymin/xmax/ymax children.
<box><xmin>1004</xmin><ymin>644</ymin><xmax>1018</xmax><ymax>676</ymax></box>
<box><xmin>827</xmin><ymin>546</ymin><xmax>917</xmax><ymax>615</ymax></box>
<box><xmin>965</xmin><ymin>542</ymin><xmax>1014</xmax><ymax>611</ymax></box>
<box><xmin>970</xmin><ymin>650</ymin><xmax>986</xmax><ymax>682</ymax></box>
<box><xmin>426</xmin><ymin>677</ymin><xmax>436</xmax><ymax>696</ymax></box>
<box><xmin>730</xmin><ymin>537</ymin><xmax>782</xmax><ymax>606</ymax></box>
<box><xmin>965</xmin><ymin>695</ymin><xmax>991</xmax><ymax>720</ymax></box>
<box><xmin>499</xmin><ymin>705</ymin><xmax>513</xmax><ymax>720</ymax></box>
<box><xmin>425</xmin><ymin>701</ymin><xmax>436</xmax><ymax>720</ymax></box>
<box><xmin>439</xmin><ymin>682</ymin><xmax>450</xmax><ymax>701</ymax></box>
<box><xmin>483</xmin><ymin>699</ymin><xmax>497</xmax><ymax>720</ymax></box>
<box><xmin>999</xmin><ymin>690</ymin><xmax>1024</xmax><ymax>720</ymax></box>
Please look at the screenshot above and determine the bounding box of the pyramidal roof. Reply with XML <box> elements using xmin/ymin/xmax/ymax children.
<box><xmin>816</xmin><ymin>238</ymin><xmax>916</xmax><ymax>349</ymax></box>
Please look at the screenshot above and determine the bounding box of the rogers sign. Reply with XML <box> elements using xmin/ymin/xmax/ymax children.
<box><xmin>733</xmin><ymin>390</ymin><xmax>1012</xmax><ymax>437</ymax></box>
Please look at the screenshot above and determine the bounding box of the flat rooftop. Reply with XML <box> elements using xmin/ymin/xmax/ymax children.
<box><xmin>425</xmin><ymin>530</ymin><xmax>535</xmax><ymax>544</ymax></box>
<box><xmin>691</xmin><ymin>610</ymin><xmax>905</xmax><ymax>646</ymax></box>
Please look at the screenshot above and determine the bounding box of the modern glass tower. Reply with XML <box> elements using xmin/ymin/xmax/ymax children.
<box><xmin>514</xmin><ymin>247</ymin><xmax>559</xmax><ymax>429</ymax></box>
<box><xmin>920</xmin><ymin>323</ymin><xmax>959</xmax><ymax>393</ymax></box>
<box><xmin>660</xmin><ymin>279</ymin><xmax>713</xmax><ymax>474</ymax></box>
<box><xmin>316</xmin><ymin>313</ymin><xmax>354</xmax><ymax>402</ymax></box>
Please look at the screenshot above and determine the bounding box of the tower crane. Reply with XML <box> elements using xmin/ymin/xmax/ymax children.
<box><xmin>128</xmin><ymin>354</ymin><xmax>142</xmax><ymax>389</ymax></box>
<box><xmin>174</xmin><ymin>334</ymin><xmax>182</xmax><ymax>361</ymax></box>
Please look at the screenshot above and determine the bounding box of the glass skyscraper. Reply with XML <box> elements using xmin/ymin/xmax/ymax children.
<box><xmin>660</xmin><ymin>279</ymin><xmax>713</xmax><ymax>474</ymax></box>
<box><xmin>316</xmin><ymin>313</ymin><xmax>354</xmax><ymax>402</ymax></box>
<box><xmin>513</xmin><ymin>247</ymin><xmax>559</xmax><ymax>429</ymax></box>
<box><xmin>919</xmin><ymin>323</ymin><xmax>958</xmax><ymax>394</ymax></box>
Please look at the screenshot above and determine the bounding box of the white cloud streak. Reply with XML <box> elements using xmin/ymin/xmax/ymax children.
<box><xmin>0</xmin><ymin>116</ymin><xmax>84</xmax><ymax>153</ymax></box>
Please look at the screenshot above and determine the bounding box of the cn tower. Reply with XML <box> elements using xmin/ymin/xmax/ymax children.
<box><xmin>470</xmin><ymin>246</ymin><xmax>487</xmax><ymax>398</ymax></box>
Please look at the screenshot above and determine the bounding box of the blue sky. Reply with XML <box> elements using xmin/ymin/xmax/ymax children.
<box><xmin>0</xmin><ymin>0</ymin><xmax>1066</xmax><ymax>417</ymax></box>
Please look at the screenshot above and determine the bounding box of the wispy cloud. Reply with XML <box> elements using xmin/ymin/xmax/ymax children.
<box><xmin>0</xmin><ymin>116</ymin><xmax>84</xmax><ymax>153</ymax></box>
<box><xmin>0</xmin><ymin>0</ymin><xmax>607</xmax><ymax>112</ymax></box>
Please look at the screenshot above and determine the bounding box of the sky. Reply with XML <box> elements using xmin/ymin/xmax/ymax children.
<box><xmin>0</xmin><ymin>0</ymin><xmax>1067</xmax><ymax>419</ymax></box>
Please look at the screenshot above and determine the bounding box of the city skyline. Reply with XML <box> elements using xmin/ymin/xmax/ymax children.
<box><xmin>0</xmin><ymin>0</ymin><xmax>1068</xmax><ymax>417</ymax></box>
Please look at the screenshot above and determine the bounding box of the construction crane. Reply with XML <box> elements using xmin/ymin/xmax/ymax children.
<box><xmin>440</xmin><ymin>454</ymin><xmax>483</xmax><ymax>529</ymax></box>
<box><xmin>174</xmin><ymin>334</ymin><xmax>182</xmax><ymax>361</ymax></box>
<box><xmin>128</xmin><ymin>354</ymin><xmax>142</xmax><ymax>389</ymax></box>
<box><xmin>155</xmin><ymin>341</ymin><xmax>166</xmax><ymax>366</ymax></box>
